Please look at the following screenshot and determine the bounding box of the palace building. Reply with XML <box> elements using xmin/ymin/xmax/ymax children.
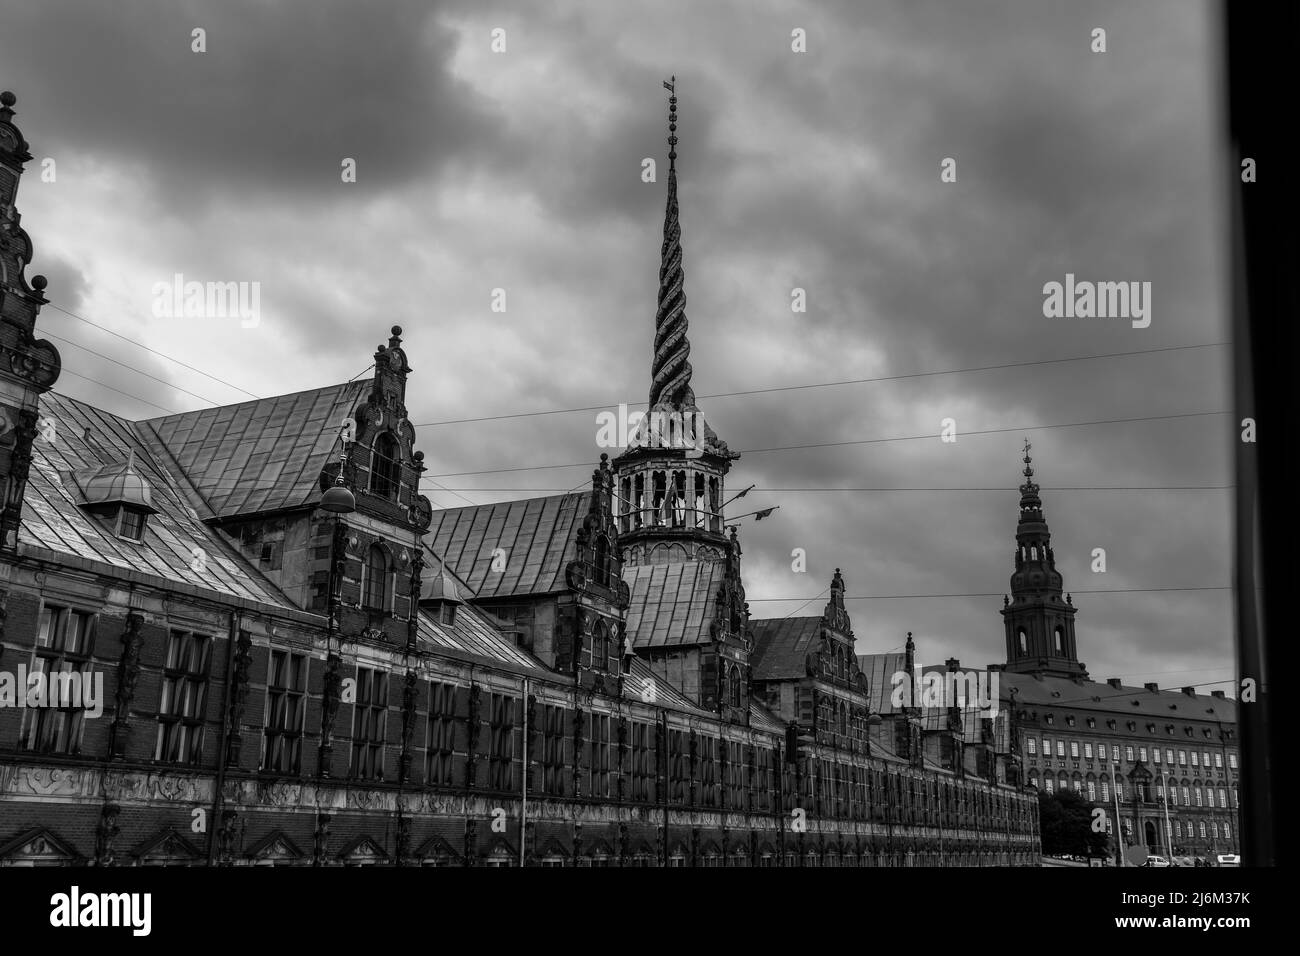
<box><xmin>926</xmin><ymin>447</ymin><xmax>1240</xmax><ymax>861</ymax></box>
<box><xmin>0</xmin><ymin>86</ymin><xmax>1041</xmax><ymax>866</ymax></box>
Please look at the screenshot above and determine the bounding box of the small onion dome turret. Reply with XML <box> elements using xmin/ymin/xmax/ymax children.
<box><xmin>83</xmin><ymin>451</ymin><xmax>158</xmax><ymax>514</ymax></box>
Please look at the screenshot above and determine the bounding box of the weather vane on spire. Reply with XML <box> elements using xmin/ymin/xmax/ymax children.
<box><xmin>663</xmin><ymin>76</ymin><xmax>678</xmax><ymax>166</ymax></box>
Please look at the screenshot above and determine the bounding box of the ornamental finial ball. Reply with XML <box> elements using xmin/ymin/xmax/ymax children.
<box><xmin>31</xmin><ymin>275</ymin><xmax>47</xmax><ymax>291</ymax></box>
<box><xmin>392</xmin><ymin>325</ymin><xmax>402</xmax><ymax>336</ymax></box>
<box><xmin>0</xmin><ymin>91</ymin><xmax>15</xmax><ymax>107</ymax></box>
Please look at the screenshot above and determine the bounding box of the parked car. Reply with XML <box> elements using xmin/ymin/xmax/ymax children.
<box><xmin>1216</xmin><ymin>854</ymin><xmax>1241</xmax><ymax>867</ymax></box>
<box><xmin>1142</xmin><ymin>855</ymin><xmax>1172</xmax><ymax>867</ymax></box>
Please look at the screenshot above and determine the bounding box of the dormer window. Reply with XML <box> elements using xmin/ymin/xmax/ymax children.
<box><xmin>76</xmin><ymin>450</ymin><xmax>158</xmax><ymax>542</ymax></box>
<box><xmin>421</xmin><ymin>563</ymin><xmax>466</xmax><ymax>630</ymax></box>
<box><xmin>118</xmin><ymin>507</ymin><xmax>148</xmax><ymax>541</ymax></box>
<box><xmin>370</xmin><ymin>433</ymin><xmax>400</xmax><ymax>499</ymax></box>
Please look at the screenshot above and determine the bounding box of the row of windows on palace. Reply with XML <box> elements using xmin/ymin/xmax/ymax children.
<box><xmin>1029</xmin><ymin>772</ymin><xmax>1237</xmax><ymax>812</ymax></box>
<box><xmin>1102</xmin><ymin>817</ymin><xmax>1232</xmax><ymax>843</ymax></box>
<box><xmin>20</xmin><ymin>607</ymin><xmax>1031</xmax><ymax>826</ymax></box>
<box><xmin>1026</xmin><ymin>736</ymin><xmax>1236</xmax><ymax>770</ymax></box>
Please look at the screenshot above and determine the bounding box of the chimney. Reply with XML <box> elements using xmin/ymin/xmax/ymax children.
<box><xmin>1210</xmin><ymin>690</ymin><xmax>1226</xmax><ymax>699</ymax></box>
<box><xmin>1144</xmin><ymin>682</ymin><xmax>1159</xmax><ymax>692</ymax></box>
<box><xmin>1106</xmin><ymin>678</ymin><xmax>1123</xmax><ymax>689</ymax></box>
<box><xmin>945</xmin><ymin>657</ymin><xmax>960</xmax><ymax>672</ymax></box>
<box><xmin>1181</xmin><ymin>686</ymin><xmax>1197</xmax><ymax>697</ymax></box>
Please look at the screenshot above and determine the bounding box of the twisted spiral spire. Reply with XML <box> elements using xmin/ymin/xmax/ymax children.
<box><xmin>650</xmin><ymin>77</ymin><xmax>694</xmax><ymax>409</ymax></box>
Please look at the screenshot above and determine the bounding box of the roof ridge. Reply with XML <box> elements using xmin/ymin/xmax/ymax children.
<box><xmin>136</xmin><ymin>417</ymin><xmax>218</xmax><ymax>521</ymax></box>
<box><xmin>139</xmin><ymin>379</ymin><xmax>366</xmax><ymax>424</ymax></box>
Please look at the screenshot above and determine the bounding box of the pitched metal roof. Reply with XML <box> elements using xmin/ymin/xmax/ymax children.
<box><xmin>748</xmin><ymin>698</ymin><xmax>787</xmax><ymax>733</ymax></box>
<box><xmin>857</xmin><ymin>652</ymin><xmax>907</xmax><ymax>715</ymax></box>
<box><xmin>20</xmin><ymin>391</ymin><xmax>301</xmax><ymax>610</ymax></box>
<box><xmin>748</xmin><ymin>616</ymin><xmax>824</xmax><ymax>680</ymax></box>
<box><xmin>415</xmin><ymin>604</ymin><xmax>554</xmax><ymax>676</ymax></box>
<box><xmin>622</xmin><ymin>558</ymin><xmax>725</xmax><ymax>648</ymax></box>
<box><xmin>424</xmin><ymin>493</ymin><xmax>589</xmax><ymax>599</ymax></box>
<box><xmin>995</xmin><ymin>670</ymin><xmax>1238</xmax><ymax>723</ymax></box>
<box><xmin>626</xmin><ymin>656</ymin><xmax>710</xmax><ymax>715</ymax></box>
<box><xmin>140</xmin><ymin>380</ymin><xmax>368</xmax><ymax>520</ymax></box>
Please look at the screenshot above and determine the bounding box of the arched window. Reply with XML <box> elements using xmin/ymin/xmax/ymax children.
<box><xmin>1053</xmin><ymin>627</ymin><xmax>1063</xmax><ymax>654</ymax></box>
<box><xmin>729</xmin><ymin>665</ymin><xmax>742</xmax><ymax>708</ymax></box>
<box><xmin>363</xmin><ymin>544</ymin><xmax>389</xmax><ymax>611</ymax></box>
<box><xmin>370</xmin><ymin>433</ymin><xmax>400</xmax><ymax>499</ymax></box>
<box><xmin>1017</xmin><ymin>629</ymin><xmax>1028</xmax><ymax>654</ymax></box>
<box><xmin>1030</xmin><ymin>545</ymin><xmax>1038</xmax><ymax>560</ymax></box>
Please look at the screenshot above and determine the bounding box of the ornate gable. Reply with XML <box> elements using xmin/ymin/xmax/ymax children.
<box><xmin>246</xmin><ymin>829</ymin><xmax>305</xmax><ymax>865</ymax></box>
<box><xmin>132</xmin><ymin>828</ymin><xmax>203</xmax><ymax>865</ymax></box>
<box><xmin>0</xmin><ymin>826</ymin><xmax>82</xmax><ymax>866</ymax></box>
<box><xmin>337</xmin><ymin>834</ymin><xmax>388</xmax><ymax>865</ymax></box>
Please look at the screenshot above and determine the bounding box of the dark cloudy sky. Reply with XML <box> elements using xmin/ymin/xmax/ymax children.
<box><xmin>3</xmin><ymin>0</ymin><xmax>1234</xmax><ymax>692</ymax></box>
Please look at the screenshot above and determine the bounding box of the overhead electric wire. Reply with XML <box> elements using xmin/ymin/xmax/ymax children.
<box><xmin>41</xmin><ymin>329</ymin><xmax>230</xmax><ymax>407</ymax></box>
<box><xmin>424</xmin><ymin>409</ymin><xmax>1231</xmax><ymax>478</ymax></box>
<box><xmin>412</xmin><ymin>340</ymin><xmax>1230</xmax><ymax>428</ymax></box>
<box><xmin>44</xmin><ymin>302</ymin><xmax>263</xmax><ymax>400</ymax></box>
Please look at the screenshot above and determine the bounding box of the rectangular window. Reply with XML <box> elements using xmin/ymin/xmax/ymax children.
<box><xmin>426</xmin><ymin>682</ymin><xmax>458</xmax><ymax>786</ymax></box>
<box><xmin>1041</xmin><ymin>737</ymin><xmax>1049</xmax><ymax>757</ymax></box>
<box><xmin>1044</xmin><ymin>778</ymin><xmax>1054</xmax><ymax>794</ymax></box>
<box><xmin>1191</xmin><ymin>751</ymin><xmax>1199</xmax><ymax>767</ymax></box>
<box><xmin>349</xmin><ymin>666</ymin><xmax>388</xmax><ymax>780</ymax></box>
<box><xmin>1206</xmin><ymin>788</ymin><xmax>1215</xmax><ymax>807</ymax></box>
<box><xmin>1112</xmin><ymin>745</ymin><xmax>1121</xmax><ymax>761</ymax></box>
<box><xmin>1198</xmin><ymin>821</ymin><xmax>1206</xmax><ymax>839</ymax></box>
<box><xmin>1070</xmin><ymin>741</ymin><xmax>1079</xmax><ymax>758</ymax></box>
<box><xmin>489</xmin><ymin>694</ymin><xmax>516</xmax><ymax>791</ymax></box>
<box><xmin>1228</xmin><ymin>753</ymin><xmax>1236</xmax><ymax>769</ymax></box>
<box><xmin>1181</xmin><ymin>786</ymin><xmax>1190</xmax><ymax>805</ymax></box>
<box><xmin>1166</xmin><ymin>748</ymin><xmax>1174</xmax><ymax>764</ymax></box>
<box><xmin>262</xmin><ymin>650</ymin><xmax>307</xmax><ymax>773</ymax></box>
<box><xmin>119</xmin><ymin>509</ymin><xmax>147</xmax><ymax>541</ymax></box>
<box><xmin>1087</xmin><ymin>780</ymin><xmax>1096</xmax><ymax>800</ymax></box>
<box><xmin>1218</xmin><ymin>788</ymin><xmax>1227</xmax><ymax>807</ymax></box>
<box><xmin>1084</xmin><ymin>742</ymin><xmax>1093</xmax><ymax>759</ymax></box>
<box><xmin>541</xmin><ymin>705</ymin><xmax>566</xmax><ymax>796</ymax></box>
<box><xmin>587</xmin><ymin>713</ymin><xmax>610</xmax><ymax>798</ymax></box>
<box><xmin>1153</xmin><ymin>748</ymin><xmax>1161</xmax><ymax>764</ymax></box>
<box><xmin>1055</xmin><ymin>740</ymin><xmax>1065</xmax><ymax>757</ymax></box>
<box><xmin>155</xmin><ymin>631</ymin><xmax>212</xmax><ymax>765</ymax></box>
<box><xmin>21</xmin><ymin>605</ymin><xmax>97</xmax><ymax>755</ymax></box>
<box><xmin>669</xmin><ymin>730</ymin><xmax>686</xmax><ymax>803</ymax></box>
<box><xmin>1139</xmin><ymin>747</ymin><xmax>1147</xmax><ymax>762</ymax></box>
<box><xmin>1203</xmin><ymin>751</ymin><xmax>1211</xmax><ymax>768</ymax></box>
<box><xmin>1027</xmin><ymin>737</ymin><xmax>1036</xmax><ymax>755</ymax></box>
<box><xmin>631</xmin><ymin>721</ymin><xmax>652</xmax><ymax>801</ymax></box>
<box><xmin>1179</xmin><ymin>750</ymin><xmax>1187</xmax><ymax>765</ymax></box>
<box><xmin>700</xmin><ymin>737</ymin><xmax>718</xmax><ymax>808</ymax></box>
<box><xmin>1214</xmin><ymin>753</ymin><xmax>1223</xmax><ymax>768</ymax></box>
<box><xmin>728</xmin><ymin>742</ymin><xmax>744</xmax><ymax>808</ymax></box>
<box><xmin>1125</xmin><ymin>745</ymin><xmax>1134</xmax><ymax>762</ymax></box>
<box><xmin>1224</xmin><ymin>822</ymin><xmax>1231</xmax><ymax>839</ymax></box>
<box><xmin>1176</xmin><ymin>821</ymin><xmax>1182</xmax><ymax>838</ymax></box>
